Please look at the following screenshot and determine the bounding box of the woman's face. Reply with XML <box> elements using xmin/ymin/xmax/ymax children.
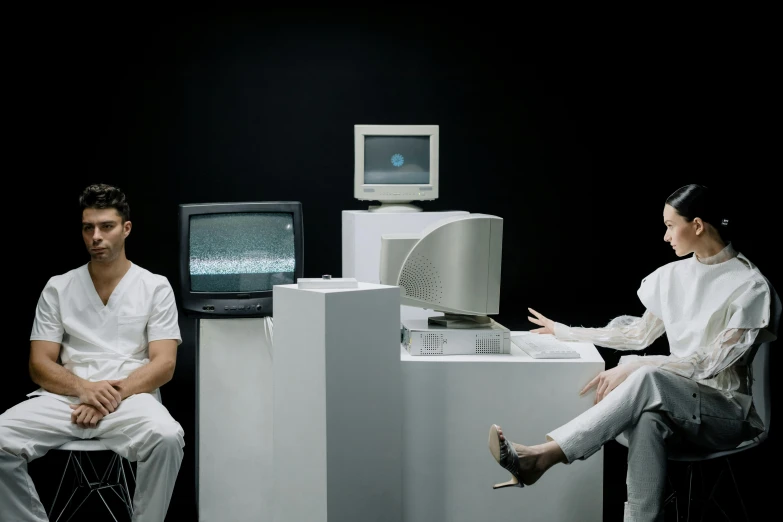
<box><xmin>663</xmin><ymin>204</ymin><xmax>700</xmax><ymax>257</ymax></box>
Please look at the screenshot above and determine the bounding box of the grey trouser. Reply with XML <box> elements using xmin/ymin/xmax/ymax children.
<box><xmin>547</xmin><ymin>366</ymin><xmax>760</xmax><ymax>522</ymax></box>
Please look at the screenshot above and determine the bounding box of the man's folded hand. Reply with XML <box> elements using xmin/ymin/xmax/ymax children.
<box><xmin>69</xmin><ymin>403</ymin><xmax>105</xmax><ymax>428</ymax></box>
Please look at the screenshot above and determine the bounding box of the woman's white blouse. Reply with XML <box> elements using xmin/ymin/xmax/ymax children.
<box><xmin>553</xmin><ymin>243</ymin><xmax>779</xmax><ymax>399</ymax></box>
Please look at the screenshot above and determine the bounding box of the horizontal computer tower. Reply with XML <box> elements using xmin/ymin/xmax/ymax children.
<box><xmin>402</xmin><ymin>319</ymin><xmax>510</xmax><ymax>355</ymax></box>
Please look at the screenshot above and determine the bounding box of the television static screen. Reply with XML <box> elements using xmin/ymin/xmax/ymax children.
<box><xmin>189</xmin><ymin>212</ymin><xmax>295</xmax><ymax>292</ymax></box>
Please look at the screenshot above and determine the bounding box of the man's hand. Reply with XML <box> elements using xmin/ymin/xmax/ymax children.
<box><xmin>76</xmin><ymin>380</ymin><xmax>123</xmax><ymax>416</ymax></box>
<box><xmin>527</xmin><ymin>308</ymin><xmax>555</xmax><ymax>335</ymax></box>
<box><xmin>580</xmin><ymin>363</ymin><xmax>641</xmax><ymax>404</ymax></box>
<box><xmin>69</xmin><ymin>404</ymin><xmax>105</xmax><ymax>428</ymax></box>
<box><xmin>108</xmin><ymin>379</ymin><xmax>126</xmax><ymax>400</ymax></box>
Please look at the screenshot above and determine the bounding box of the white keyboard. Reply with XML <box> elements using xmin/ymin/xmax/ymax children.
<box><xmin>511</xmin><ymin>334</ymin><xmax>581</xmax><ymax>359</ymax></box>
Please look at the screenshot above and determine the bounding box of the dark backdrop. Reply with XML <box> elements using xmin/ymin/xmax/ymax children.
<box><xmin>5</xmin><ymin>10</ymin><xmax>778</xmax><ymax>522</ymax></box>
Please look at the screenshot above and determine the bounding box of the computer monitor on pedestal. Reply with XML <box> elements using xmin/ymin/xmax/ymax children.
<box><xmin>354</xmin><ymin>124</ymin><xmax>439</xmax><ymax>213</ymax></box>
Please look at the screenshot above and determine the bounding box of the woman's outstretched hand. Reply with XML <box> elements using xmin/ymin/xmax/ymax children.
<box><xmin>528</xmin><ymin>308</ymin><xmax>555</xmax><ymax>334</ymax></box>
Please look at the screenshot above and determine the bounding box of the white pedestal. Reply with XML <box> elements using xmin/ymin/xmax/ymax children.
<box><xmin>273</xmin><ymin>282</ymin><xmax>403</xmax><ymax>522</ymax></box>
<box><xmin>341</xmin><ymin>209</ymin><xmax>469</xmax><ymax>323</ymax></box>
<box><xmin>197</xmin><ymin>317</ymin><xmax>274</xmax><ymax>521</ymax></box>
<box><xmin>400</xmin><ymin>335</ymin><xmax>605</xmax><ymax>522</ymax></box>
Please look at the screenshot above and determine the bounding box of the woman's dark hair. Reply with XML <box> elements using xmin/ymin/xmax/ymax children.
<box><xmin>79</xmin><ymin>184</ymin><xmax>130</xmax><ymax>223</ymax></box>
<box><xmin>666</xmin><ymin>184</ymin><xmax>731</xmax><ymax>241</ymax></box>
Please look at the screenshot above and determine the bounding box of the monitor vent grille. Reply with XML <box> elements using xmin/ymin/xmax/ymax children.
<box><xmin>421</xmin><ymin>333</ymin><xmax>444</xmax><ymax>354</ymax></box>
<box><xmin>475</xmin><ymin>335</ymin><xmax>502</xmax><ymax>354</ymax></box>
<box><xmin>400</xmin><ymin>254</ymin><xmax>443</xmax><ymax>303</ymax></box>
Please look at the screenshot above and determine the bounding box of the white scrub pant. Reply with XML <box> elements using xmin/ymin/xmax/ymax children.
<box><xmin>0</xmin><ymin>393</ymin><xmax>184</xmax><ymax>522</ymax></box>
<box><xmin>547</xmin><ymin>366</ymin><xmax>759</xmax><ymax>522</ymax></box>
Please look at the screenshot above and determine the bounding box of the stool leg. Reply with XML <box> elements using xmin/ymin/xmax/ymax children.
<box><xmin>48</xmin><ymin>449</ymin><xmax>136</xmax><ymax>522</ymax></box>
<box><xmin>60</xmin><ymin>455</ymin><xmax>95</xmax><ymax>522</ymax></box>
<box><xmin>120</xmin><ymin>459</ymin><xmax>135</xmax><ymax>517</ymax></box>
<box><xmin>104</xmin><ymin>454</ymin><xmax>134</xmax><ymax>517</ymax></box>
<box><xmin>662</xmin><ymin>473</ymin><xmax>678</xmax><ymax>520</ymax></box>
<box><xmin>105</xmin><ymin>455</ymin><xmax>129</xmax><ymax>507</ymax></box>
<box><xmin>703</xmin><ymin>464</ymin><xmax>727</xmax><ymax>521</ymax></box>
<box><xmin>95</xmin><ymin>489</ymin><xmax>120</xmax><ymax>522</ymax></box>
<box><xmin>86</xmin><ymin>452</ymin><xmax>105</xmax><ymax>484</ymax></box>
<box><xmin>49</xmin><ymin>451</ymin><xmax>74</xmax><ymax>518</ymax></box>
<box><xmin>724</xmin><ymin>458</ymin><xmax>750</xmax><ymax>522</ymax></box>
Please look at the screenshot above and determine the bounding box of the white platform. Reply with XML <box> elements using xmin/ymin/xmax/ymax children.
<box><xmin>341</xmin><ymin>209</ymin><xmax>469</xmax><ymax>323</ymax></box>
<box><xmin>195</xmin><ymin>297</ymin><xmax>605</xmax><ymax>521</ymax></box>
<box><xmin>400</xmin><ymin>333</ymin><xmax>605</xmax><ymax>522</ymax></box>
<box><xmin>197</xmin><ymin>317</ymin><xmax>274</xmax><ymax>521</ymax></box>
<box><xmin>273</xmin><ymin>282</ymin><xmax>403</xmax><ymax>522</ymax></box>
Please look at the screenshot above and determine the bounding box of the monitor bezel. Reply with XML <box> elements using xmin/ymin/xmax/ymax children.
<box><xmin>354</xmin><ymin>124</ymin><xmax>439</xmax><ymax>202</ymax></box>
<box><xmin>177</xmin><ymin>201</ymin><xmax>304</xmax><ymax>318</ymax></box>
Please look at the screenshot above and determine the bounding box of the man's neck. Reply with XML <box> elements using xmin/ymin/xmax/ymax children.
<box><xmin>88</xmin><ymin>256</ymin><xmax>132</xmax><ymax>284</ymax></box>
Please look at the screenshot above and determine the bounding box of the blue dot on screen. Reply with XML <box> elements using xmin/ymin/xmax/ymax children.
<box><xmin>391</xmin><ymin>153</ymin><xmax>405</xmax><ymax>167</ymax></box>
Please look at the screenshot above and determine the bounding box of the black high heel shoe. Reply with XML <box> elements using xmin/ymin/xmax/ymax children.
<box><xmin>488</xmin><ymin>424</ymin><xmax>524</xmax><ymax>489</ymax></box>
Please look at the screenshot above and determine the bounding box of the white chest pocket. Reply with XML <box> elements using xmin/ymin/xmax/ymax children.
<box><xmin>117</xmin><ymin>315</ymin><xmax>149</xmax><ymax>354</ymax></box>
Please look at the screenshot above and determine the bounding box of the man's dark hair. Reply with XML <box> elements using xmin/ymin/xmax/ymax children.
<box><xmin>79</xmin><ymin>184</ymin><xmax>130</xmax><ymax>223</ymax></box>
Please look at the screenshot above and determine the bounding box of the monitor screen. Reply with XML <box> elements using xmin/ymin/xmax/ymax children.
<box><xmin>189</xmin><ymin>212</ymin><xmax>296</xmax><ymax>292</ymax></box>
<box><xmin>364</xmin><ymin>136</ymin><xmax>430</xmax><ymax>185</ymax></box>
<box><xmin>178</xmin><ymin>201</ymin><xmax>304</xmax><ymax>317</ymax></box>
<box><xmin>354</xmin><ymin>124</ymin><xmax>439</xmax><ymax>207</ymax></box>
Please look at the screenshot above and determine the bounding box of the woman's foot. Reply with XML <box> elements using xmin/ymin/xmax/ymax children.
<box><xmin>488</xmin><ymin>424</ymin><xmax>559</xmax><ymax>488</ymax></box>
<box><xmin>488</xmin><ymin>424</ymin><xmax>524</xmax><ymax>488</ymax></box>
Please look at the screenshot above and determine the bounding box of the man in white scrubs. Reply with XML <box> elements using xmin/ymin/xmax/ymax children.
<box><xmin>0</xmin><ymin>183</ymin><xmax>184</xmax><ymax>522</ymax></box>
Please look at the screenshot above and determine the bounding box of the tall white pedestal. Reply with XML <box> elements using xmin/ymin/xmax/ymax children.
<box><xmin>273</xmin><ymin>282</ymin><xmax>403</xmax><ymax>522</ymax></box>
<box><xmin>197</xmin><ymin>317</ymin><xmax>274</xmax><ymax>521</ymax></box>
<box><xmin>341</xmin><ymin>209</ymin><xmax>469</xmax><ymax>323</ymax></box>
<box><xmin>400</xmin><ymin>334</ymin><xmax>605</xmax><ymax>522</ymax></box>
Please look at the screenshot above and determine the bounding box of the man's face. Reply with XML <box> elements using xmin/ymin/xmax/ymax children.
<box><xmin>82</xmin><ymin>207</ymin><xmax>131</xmax><ymax>263</ymax></box>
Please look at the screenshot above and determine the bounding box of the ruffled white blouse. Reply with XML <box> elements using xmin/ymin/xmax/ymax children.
<box><xmin>553</xmin><ymin>243</ymin><xmax>779</xmax><ymax>403</ymax></box>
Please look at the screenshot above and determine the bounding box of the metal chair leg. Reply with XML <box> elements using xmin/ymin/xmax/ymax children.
<box><xmin>49</xmin><ymin>451</ymin><xmax>74</xmax><ymax>518</ymax></box>
<box><xmin>685</xmin><ymin>463</ymin><xmax>694</xmax><ymax>522</ymax></box>
<box><xmin>120</xmin><ymin>459</ymin><xmax>135</xmax><ymax>517</ymax></box>
<box><xmin>95</xmin><ymin>488</ymin><xmax>120</xmax><ymax>522</ymax></box>
<box><xmin>49</xmin><ymin>450</ymin><xmax>135</xmax><ymax>522</ymax></box>
<box><xmin>58</xmin><ymin>455</ymin><xmax>95</xmax><ymax>522</ymax></box>
<box><xmin>703</xmin><ymin>464</ymin><xmax>729</xmax><ymax>521</ymax></box>
<box><xmin>724</xmin><ymin>458</ymin><xmax>750</xmax><ymax>522</ymax></box>
<box><xmin>662</xmin><ymin>473</ymin><xmax>679</xmax><ymax>521</ymax></box>
<box><xmin>674</xmin><ymin>456</ymin><xmax>750</xmax><ymax>522</ymax></box>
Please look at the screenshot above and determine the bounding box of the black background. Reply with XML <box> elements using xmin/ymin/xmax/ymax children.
<box><xmin>4</xmin><ymin>9</ymin><xmax>779</xmax><ymax>521</ymax></box>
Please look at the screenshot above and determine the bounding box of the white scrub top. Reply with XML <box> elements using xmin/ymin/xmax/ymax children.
<box><xmin>29</xmin><ymin>262</ymin><xmax>182</xmax><ymax>404</ymax></box>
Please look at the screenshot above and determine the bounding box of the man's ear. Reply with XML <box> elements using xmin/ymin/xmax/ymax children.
<box><xmin>124</xmin><ymin>220</ymin><xmax>132</xmax><ymax>238</ymax></box>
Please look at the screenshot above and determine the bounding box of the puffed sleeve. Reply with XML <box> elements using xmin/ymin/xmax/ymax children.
<box><xmin>30</xmin><ymin>278</ymin><xmax>64</xmax><ymax>343</ymax></box>
<box><xmin>636</xmin><ymin>266</ymin><xmax>664</xmax><ymax>321</ymax></box>
<box><xmin>726</xmin><ymin>280</ymin><xmax>776</xmax><ymax>335</ymax></box>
